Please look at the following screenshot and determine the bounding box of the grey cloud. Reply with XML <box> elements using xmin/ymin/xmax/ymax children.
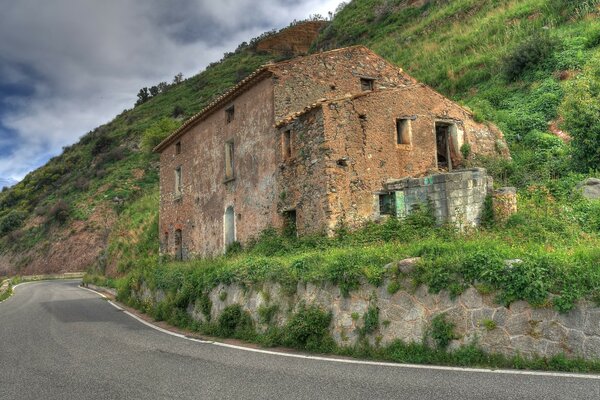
<box><xmin>0</xmin><ymin>0</ymin><xmax>342</xmax><ymax>181</ymax></box>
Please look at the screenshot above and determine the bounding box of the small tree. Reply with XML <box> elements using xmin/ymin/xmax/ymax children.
<box><xmin>149</xmin><ymin>85</ymin><xmax>159</xmax><ymax>96</ymax></box>
<box><xmin>173</xmin><ymin>73</ymin><xmax>183</xmax><ymax>84</ymax></box>
<box><xmin>135</xmin><ymin>87</ymin><xmax>150</xmax><ymax>105</ymax></box>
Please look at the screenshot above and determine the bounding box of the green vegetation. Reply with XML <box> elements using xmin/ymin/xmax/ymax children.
<box><xmin>428</xmin><ymin>313</ymin><xmax>457</xmax><ymax>350</ymax></box>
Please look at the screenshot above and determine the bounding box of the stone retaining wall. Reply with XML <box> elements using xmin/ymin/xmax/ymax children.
<box><xmin>135</xmin><ymin>275</ymin><xmax>600</xmax><ymax>360</ymax></box>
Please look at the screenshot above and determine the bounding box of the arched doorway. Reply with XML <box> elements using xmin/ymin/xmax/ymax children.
<box><xmin>224</xmin><ymin>206</ymin><xmax>235</xmax><ymax>249</ymax></box>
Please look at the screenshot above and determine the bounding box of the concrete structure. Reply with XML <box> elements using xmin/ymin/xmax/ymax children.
<box><xmin>155</xmin><ymin>46</ymin><xmax>508</xmax><ymax>259</ymax></box>
<box><xmin>384</xmin><ymin>168</ymin><xmax>492</xmax><ymax>227</ymax></box>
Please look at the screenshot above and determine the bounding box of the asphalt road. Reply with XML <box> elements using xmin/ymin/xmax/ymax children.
<box><xmin>1</xmin><ymin>280</ymin><xmax>599</xmax><ymax>400</ymax></box>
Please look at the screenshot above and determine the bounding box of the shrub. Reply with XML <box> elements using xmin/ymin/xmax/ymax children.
<box><xmin>283</xmin><ymin>303</ymin><xmax>333</xmax><ymax>352</ymax></box>
<box><xmin>503</xmin><ymin>32</ymin><xmax>557</xmax><ymax>81</ymax></box>
<box><xmin>47</xmin><ymin>199</ymin><xmax>70</xmax><ymax>224</ymax></box>
<box><xmin>0</xmin><ymin>210</ymin><xmax>27</xmax><ymax>235</ymax></box>
<box><xmin>141</xmin><ymin>118</ymin><xmax>181</xmax><ymax>151</ymax></box>
<box><xmin>91</xmin><ymin>134</ymin><xmax>115</xmax><ymax>156</ymax></box>
<box><xmin>257</xmin><ymin>304</ymin><xmax>279</xmax><ymax>324</ymax></box>
<box><xmin>560</xmin><ymin>51</ymin><xmax>600</xmax><ymax>171</ymax></box>
<box><xmin>218</xmin><ymin>304</ymin><xmax>253</xmax><ymax>337</ymax></box>
<box><xmin>428</xmin><ymin>313</ymin><xmax>456</xmax><ymax>350</ymax></box>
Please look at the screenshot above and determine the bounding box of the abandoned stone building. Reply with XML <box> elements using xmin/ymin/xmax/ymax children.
<box><xmin>155</xmin><ymin>46</ymin><xmax>508</xmax><ymax>259</ymax></box>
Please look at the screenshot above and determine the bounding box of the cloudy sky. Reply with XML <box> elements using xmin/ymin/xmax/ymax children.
<box><xmin>0</xmin><ymin>0</ymin><xmax>344</xmax><ymax>187</ymax></box>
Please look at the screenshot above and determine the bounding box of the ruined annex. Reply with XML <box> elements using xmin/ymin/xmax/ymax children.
<box><xmin>155</xmin><ymin>46</ymin><xmax>508</xmax><ymax>259</ymax></box>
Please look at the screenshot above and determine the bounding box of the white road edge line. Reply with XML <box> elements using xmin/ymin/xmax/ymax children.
<box><xmin>79</xmin><ymin>285</ymin><xmax>600</xmax><ymax>380</ymax></box>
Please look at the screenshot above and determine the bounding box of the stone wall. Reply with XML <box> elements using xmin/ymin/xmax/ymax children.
<box><xmin>385</xmin><ymin>168</ymin><xmax>492</xmax><ymax>227</ymax></box>
<box><xmin>136</xmin><ymin>273</ymin><xmax>600</xmax><ymax>360</ymax></box>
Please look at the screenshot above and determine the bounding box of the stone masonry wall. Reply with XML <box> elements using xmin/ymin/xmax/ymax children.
<box><xmin>277</xmin><ymin>108</ymin><xmax>330</xmax><ymax>236</ymax></box>
<box><xmin>320</xmin><ymin>86</ymin><xmax>507</xmax><ymax>231</ymax></box>
<box><xmin>271</xmin><ymin>46</ymin><xmax>416</xmax><ymax>121</ymax></box>
<box><xmin>135</xmin><ymin>273</ymin><xmax>600</xmax><ymax>360</ymax></box>
<box><xmin>385</xmin><ymin>168</ymin><xmax>492</xmax><ymax>227</ymax></box>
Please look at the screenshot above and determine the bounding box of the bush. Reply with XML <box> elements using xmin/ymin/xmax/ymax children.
<box><xmin>141</xmin><ymin>118</ymin><xmax>181</xmax><ymax>151</ymax></box>
<box><xmin>0</xmin><ymin>210</ymin><xmax>27</xmax><ymax>235</ymax></box>
<box><xmin>560</xmin><ymin>51</ymin><xmax>600</xmax><ymax>171</ymax></box>
<box><xmin>47</xmin><ymin>199</ymin><xmax>70</xmax><ymax>224</ymax></box>
<box><xmin>503</xmin><ymin>32</ymin><xmax>557</xmax><ymax>81</ymax></box>
<box><xmin>218</xmin><ymin>304</ymin><xmax>253</xmax><ymax>337</ymax></box>
<box><xmin>428</xmin><ymin>313</ymin><xmax>456</xmax><ymax>350</ymax></box>
<box><xmin>283</xmin><ymin>303</ymin><xmax>333</xmax><ymax>352</ymax></box>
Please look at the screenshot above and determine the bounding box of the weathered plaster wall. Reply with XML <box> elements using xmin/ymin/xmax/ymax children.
<box><xmin>135</xmin><ymin>274</ymin><xmax>600</xmax><ymax>360</ymax></box>
<box><xmin>159</xmin><ymin>78</ymin><xmax>283</xmax><ymax>258</ymax></box>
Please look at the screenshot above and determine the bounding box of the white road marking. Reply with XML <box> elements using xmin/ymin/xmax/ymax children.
<box><xmin>79</xmin><ymin>285</ymin><xmax>600</xmax><ymax>380</ymax></box>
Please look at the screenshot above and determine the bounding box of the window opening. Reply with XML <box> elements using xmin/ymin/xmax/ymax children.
<box><xmin>225</xmin><ymin>105</ymin><xmax>235</xmax><ymax>124</ymax></box>
<box><xmin>360</xmin><ymin>78</ymin><xmax>374</xmax><ymax>91</ymax></box>
<box><xmin>225</xmin><ymin>141</ymin><xmax>234</xmax><ymax>180</ymax></box>
<box><xmin>282</xmin><ymin>130</ymin><xmax>292</xmax><ymax>160</ymax></box>
<box><xmin>175</xmin><ymin>141</ymin><xmax>181</xmax><ymax>154</ymax></box>
<box><xmin>379</xmin><ymin>193</ymin><xmax>396</xmax><ymax>216</ymax></box>
<box><xmin>396</xmin><ymin>119</ymin><xmax>411</xmax><ymax>145</ymax></box>
<box><xmin>175</xmin><ymin>166</ymin><xmax>182</xmax><ymax>196</ymax></box>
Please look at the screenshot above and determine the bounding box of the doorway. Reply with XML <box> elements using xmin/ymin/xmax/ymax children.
<box><xmin>174</xmin><ymin>229</ymin><xmax>183</xmax><ymax>261</ymax></box>
<box><xmin>435</xmin><ymin>123</ymin><xmax>452</xmax><ymax>171</ymax></box>
<box><xmin>224</xmin><ymin>206</ymin><xmax>235</xmax><ymax>249</ymax></box>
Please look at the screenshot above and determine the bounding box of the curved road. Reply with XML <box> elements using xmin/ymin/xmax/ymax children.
<box><xmin>1</xmin><ymin>280</ymin><xmax>599</xmax><ymax>400</ymax></box>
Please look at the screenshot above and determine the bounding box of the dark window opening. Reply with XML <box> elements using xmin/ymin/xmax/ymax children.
<box><xmin>174</xmin><ymin>229</ymin><xmax>183</xmax><ymax>261</ymax></box>
<box><xmin>163</xmin><ymin>231</ymin><xmax>169</xmax><ymax>252</ymax></box>
<box><xmin>360</xmin><ymin>78</ymin><xmax>374</xmax><ymax>91</ymax></box>
<box><xmin>283</xmin><ymin>209</ymin><xmax>297</xmax><ymax>237</ymax></box>
<box><xmin>175</xmin><ymin>141</ymin><xmax>181</xmax><ymax>154</ymax></box>
<box><xmin>225</xmin><ymin>105</ymin><xmax>235</xmax><ymax>124</ymax></box>
<box><xmin>379</xmin><ymin>193</ymin><xmax>396</xmax><ymax>216</ymax></box>
<box><xmin>396</xmin><ymin>119</ymin><xmax>411</xmax><ymax>145</ymax></box>
<box><xmin>282</xmin><ymin>130</ymin><xmax>292</xmax><ymax>160</ymax></box>
<box><xmin>225</xmin><ymin>141</ymin><xmax>234</xmax><ymax>180</ymax></box>
<box><xmin>435</xmin><ymin>123</ymin><xmax>452</xmax><ymax>171</ymax></box>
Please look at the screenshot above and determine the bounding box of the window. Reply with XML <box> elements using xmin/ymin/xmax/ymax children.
<box><xmin>163</xmin><ymin>231</ymin><xmax>169</xmax><ymax>252</ymax></box>
<box><xmin>175</xmin><ymin>141</ymin><xmax>181</xmax><ymax>154</ymax></box>
<box><xmin>225</xmin><ymin>105</ymin><xmax>235</xmax><ymax>124</ymax></box>
<box><xmin>175</xmin><ymin>166</ymin><xmax>182</xmax><ymax>196</ymax></box>
<box><xmin>282</xmin><ymin>130</ymin><xmax>292</xmax><ymax>160</ymax></box>
<box><xmin>360</xmin><ymin>78</ymin><xmax>374</xmax><ymax>91</ymax></box>
<box><xmin>396</xmin><ymin>119</ymin><xmax>411</xmax><ymax>145</ymax></box>
<box><xmin>379</xmin><ymin>193</ymin><xmax>396</xmax><ymax>216</ymax></box>
<box><xmin>224</xmin><ymin>141</ymin><xmax>234</xmax><ymax>181</ymax></box>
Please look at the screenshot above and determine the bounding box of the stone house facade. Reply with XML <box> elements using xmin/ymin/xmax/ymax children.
<box><xmin>155</xmin><ymin>46</ymin><xmax>507</xmax><ymax>259</ymax></box>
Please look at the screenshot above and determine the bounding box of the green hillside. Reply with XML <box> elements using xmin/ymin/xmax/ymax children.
<box><xmin>1</xmin><ymin>0</ymin><xmax>599</xmax><ymax>300</ymax></box>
